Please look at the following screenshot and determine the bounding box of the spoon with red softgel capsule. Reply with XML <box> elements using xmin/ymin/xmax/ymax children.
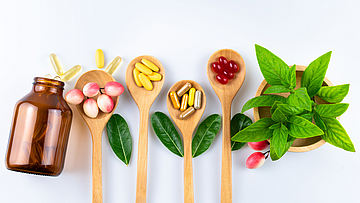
<box><xmin>207</xmin><ymin>49</ymin><xmax>246</xmax><ymax>203</ymax></box>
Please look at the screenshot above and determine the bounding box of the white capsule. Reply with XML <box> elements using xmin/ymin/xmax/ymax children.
<box><xmin>194</xmin><ymin>90</ymin><xmax>202</xmax><ymax>110</ymax></box>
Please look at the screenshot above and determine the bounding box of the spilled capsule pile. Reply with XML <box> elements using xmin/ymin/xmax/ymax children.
<box><xmin>95</xmin><ymin>49</ymin><xmax>122</xmax><ymax>75</ymax></box>
<box><xmin>133</xmin><ymin>59</ymin><xmax>163</xmax><ymax>91</ymax></box>
<box><xmin>170</xmin><ymin>82</ymin><xmax>202</xmax><ymax>119</ymax></box>
<box><xmin>49</xmin><ymin>53</ymin><xmax>82</xmax><ymax>82</ymax></box>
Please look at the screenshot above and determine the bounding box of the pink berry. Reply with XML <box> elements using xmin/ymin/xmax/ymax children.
<box><xmin>83</xmin><ymin>82</ymin><xmax>99</xmax><ymax>97</ymax></box>
<box><xmin>83</xmin><ymin>98</ymin><xmax>99</xmax><ymax>118</ymax></box>
<box><xmin>104</xmin><ymin>81</ymin><xmax>124</xmax><ymax>97</ymax></box>
<box><xmin>65</xmin><ymin>89</ymin><xmax>84</xmax><ymax>105</ymax></box>
<box><xmin>248</xmin><ymin>140</ymin><xmax>269</xmax><ymax>151</ymax></box>
<box><xmin>97</xmin><ymin>94</ymin><xmax>114</xmax><ymax>113</ymax></box>
<box><xmin>246</xmin><ymin>152</ymin><xmax>266</xmax><ymax>169</ymax></box>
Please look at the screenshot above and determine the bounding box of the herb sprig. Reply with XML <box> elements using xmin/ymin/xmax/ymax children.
<box><xmin>231</xmin><ymin>45</ymin><xmax>354</xmax><ymax>161</ymax></box>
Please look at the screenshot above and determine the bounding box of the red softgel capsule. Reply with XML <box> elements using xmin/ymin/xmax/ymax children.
<box><xmin>211</xmin><ymin>62</ymin><xmax>223</xmax><ymax>74</ymax></box>
<box><xmin>229</xmin><ymin>60</ymin><xmax>239</xmax><ymax>73</ymax></box>
<box><xmin>216</xmin><ymin>74</ymin><xmax>228</xmax><ymax>84</ymax></box>
<box><xmin>218</xmin><ymin>56</ymin><xmax>229</xmax><ymax>69</ymax></box>
<box><xmin>223</xmin><ymin>69</ymin><xmax>234</xmax><ymax>80</ymax></box>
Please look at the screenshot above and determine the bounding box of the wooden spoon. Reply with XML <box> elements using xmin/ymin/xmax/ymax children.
<box><xmin>74</xmin><ymin>70</ymin><xmax>120</xmax><ymax>203</ymax></box>
<box><xmin>166</xmin><ymin>80</ymin><xmax>207</xmax><ymax>203</ymax></box>
<box><xmin>125</xmin><ymin>56</ymin><xmax>165</xmax><ymax>203</ymax></box>
<box><xmin>207</xmin><ymin>49</ymin><xmax>246</xmax><ymax>203</ymax></box>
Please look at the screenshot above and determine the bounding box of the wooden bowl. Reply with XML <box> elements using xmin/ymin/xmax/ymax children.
<box><xmin>253</xmin><ymin>65</ymin><xmax>333</xmax><ymax>152</ymax></box>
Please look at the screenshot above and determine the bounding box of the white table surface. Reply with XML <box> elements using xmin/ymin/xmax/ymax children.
<box><xmin>1</xmin><ymin>1</ymin><xmax>359</xmax><ymax>202</ymax></box>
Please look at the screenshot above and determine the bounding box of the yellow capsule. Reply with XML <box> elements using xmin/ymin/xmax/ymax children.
<box><xmin>179</xmin><ymin>107</ymin><xmax>195</xmax><ymax>119</ymax></box>
<box><xmin>61</xmin><ymin>65</ymin><xmax>82</xmax><ymax>82</ymax></box>
<box><xmin>49</xmin><ymin>53</ymin><xmax>64</xmax><ymax>76</ymax></box>
<box><xmin>133</xmin><ymin>68</ymin><xmax>142</xmax><ymax>87</ymax></box>
<box><xmin>180</xmin><ymin>94</ymin><xmax>189</xmax><ymax>111</ymax></box>
<box><xmin>105</xmin><ymin>56</ymin><xmax>122</xmax><ymax>75</ymax></box>
<box><xmin>177</xmin><ymin>82</ymin><xmax>192</xmax><ymax>97</ymax></box>
<box><xmin>147</xmin><ymin>72</ymin><xmax>162</xmax><ymax>81</ymax></box>
<box><xmin>169</xmin><ymin>91</ymin><xmax>180</xmax><ymax>109</ymax></box>
<box><xmin>141</xmin><ymin>59</ymin><xmax>159</xmax><ymax>72</ymax></box>
<box><xmin>135</xmin><ymin>63</ymin><xmax>153</xmax><ymax>75</ymax></box>
<box><xmin>188</xmin><ymin>88</ymin><xmax>196</xmax><ymax>106</ymax></box>
<box><xmin>95</xmin><ymin>49</ymin><xmax>104</xmax><ymax>68</ymax></box>
<box><xmin>139</xmin><ymin>73</ymin><xmax>153</xmax><ymax>90</ymax></box>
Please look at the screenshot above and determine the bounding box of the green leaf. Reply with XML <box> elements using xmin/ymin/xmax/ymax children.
<box><xmin>286</xmin><ymin>65</ymin><xmax>297</xmax><ymax>89</ymax></box>
<box><xmin>278</xmin><ymin>104</ymin><xmax>304</xmax><ymax>115</ymax></box>
<box><xmin>270</xmin><ymin>135</ymin><xmax>296</xmax><ymax>161</ymax></box>
<box><xmin>151</xmin><ymin>112</ymin><xmax>184</xmax><ymax>157</ymax></box>
<box><xmin>317</xmin><ymin>84</ymin><xmax>350</xmax><ymax>103</ymax></box>
<box><xmin>271</xmin><ymin>109</ymin><xmax>287</xmax><ymax>123</ymax></box>
<box><xmin>300</xmin><ymin>113</ymin><xmax>314</xmax><ymax>122</ymax></box>
<box><xmin>315</xmin><ymin>103</ymin><xmax>349</xmax><ymax>118</ymax></box>
<box><xmin>269</xmin><ymin>123</ymin><xmax>281</xmax><ymax>130</ymax></box>
<box><xmin>270</xmin><ymin>101</ymin><xmax>283</xmax><ymax>115</ymax></box>
<box><xmin>192</xmin><ymin>114</ymin><xmax>221</xmax><ymax>158</ymax></box>
<box><xmin>264</xmin><ymin>85</ymin><xmax>291</xmax><ymax>94</ymax></box>
<box><xmin>301</xmin><ymin>51</ymin><xmax>332</xmax><ymax>97</ymax></box>
<box><xmin>287</xmin><ymin>87</ymin><xmax>312</xmax><ymax>111</ymax></box>
<box><xmin>314</xmin><ymin>113</ymin><xmax>326</xmax><ymax>130</ymax></box>
<box><xmin>230</xmin><ymin>113</ymin><xmax>253</xmax><ymax>151</ymax></box>
<box><xmin>321</xmin><ymin>117</ymin><xmax>355</xmax><ymax>152</ymax></box>
<box><xmin>231</xmin><ymin>118</ymin><xmax>275</xmax><ymax>142</ymax></box>
<box><xmin>272</xmin><ymin>124</ymin><xmax>289</xmax><ymax>157</ymax></box>
<box><xmin>106</xmin><ymin>114</ymin><xmax>132</xmax><ymax>166</ymax></box>
<box><xmin>287</xmin><ymin>115</ymin><xmax>324</xmax><ymax>138</ymax></box>
<box><xmin>241</xmin><ymin>95</ymin><xmax>287</xmax><ymax>113</ymax></box>
<box><xmin>255</xmin><ymin>44</ymin><xmax>290</xmax><ymax>86</ymax></box>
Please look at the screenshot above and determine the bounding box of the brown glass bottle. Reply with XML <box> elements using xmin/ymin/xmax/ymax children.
<box><xmin>6</xmin><ymin>77</ymin><xmax>72</xmax><ymax>176</ymax></box>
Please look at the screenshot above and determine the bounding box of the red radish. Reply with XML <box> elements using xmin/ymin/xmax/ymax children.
<box><xmin>246</xmin><ymin>152</ymin><xmax>266</xmax><ymax>169</ymax></box>
<box><xmin>248</xmin><ymin>140</ymin><xmax>269</xmax><ymax>151</ymax></box>
<box><xmin>83</xmin><ymin>82</ymin><xmax>99</xmax><ymax>97</ymax></box>
<box><xmin>104</xmin><ymin>81</ymin><xmax>124</xmax><ymax>97</ymax></box>
<box><xmin>97</xmin><ymin>94</ymin><xmax>114</xmax><ymax>113</ymax></box>
<box><xmin>65</xmin><ymin>89</ymin><xmax>84</xmax><ymax>105</ymax></box>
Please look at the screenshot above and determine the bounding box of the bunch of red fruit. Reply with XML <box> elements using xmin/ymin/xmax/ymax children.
<box><xmin>246</xmin><ymin>140</ymin><xmax>270</xmax><ymax>169</ymax></box>
<box><xmin>211</xmin><ymin>56</ymin><xmax>239</xmax><ymax>84</ymax></box>
<box><xmin>65</xmin><ymin>81</ymin><xmax>124</xmax><ymax>118</ymax></box>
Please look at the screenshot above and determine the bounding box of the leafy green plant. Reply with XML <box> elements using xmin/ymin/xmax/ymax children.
<box><xmin>231</xmin><ymin>44</ymin><xmax>354</xmax><ymax>161</ymax></box>
<box><xmin>151</xmin><ymin>112</ymin><xmax>221</xmax><ymax>158</ymax></box>
<box><xmin>106</xmin><ymin>114</ymin><xmax>132</xmax><ymax>166</ymax></box>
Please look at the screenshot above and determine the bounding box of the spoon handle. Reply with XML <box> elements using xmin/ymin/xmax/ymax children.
<box><xmin>221</xmin><ymin>103</ymin><xmax>232</xmax><ymax>203</ymax></box>
<box><xmin>91</xmin><ymin>128</ymin><xmax>104</xmax><ymax>203</ymax></box>
<box><xmin>183</xmin><ymin>135</ymin><xmax>194</xmax><ymax>203</ymax></box>
<box><xmin>136</xmin><ymin>108</ymin><xmax>150</xmax><ymax>203</ymax></box>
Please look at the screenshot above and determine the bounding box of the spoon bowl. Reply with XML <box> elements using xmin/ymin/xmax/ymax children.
<box><xmin>166</xmin><ymin>80</ymin><xmax>206</xmax><ymax>203</ymax></box>
<box><xmin>207</xmin><ymin>49</ymin><xmax>246</xmax><ymax>203</ymax></box>
<box><xmin>125</xmin><ymin>55</ymin><xmax>165</xmax><ymax>203</ymax></box>
<box><xmin>75</xmin><ymin>70</ymin><xmax>119</xmax><ymax>203</ymax></box>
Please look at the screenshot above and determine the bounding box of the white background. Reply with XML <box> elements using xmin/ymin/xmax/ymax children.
<box><xmin>1</xmin><ymin>0</ymin><xmax>360</xmax><ymax>202</ymax></box>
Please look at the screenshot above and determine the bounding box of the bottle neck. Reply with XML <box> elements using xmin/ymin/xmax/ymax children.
<box><xmin>33</xmin><ymin>77</ymin><xmax>65</xmax><ymax>95</ymax></box>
